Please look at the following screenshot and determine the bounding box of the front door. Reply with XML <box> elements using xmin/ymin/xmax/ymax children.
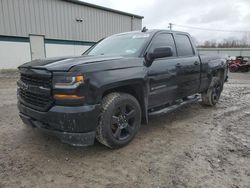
<box><xmin>147</xmin><ymin>33</ymin><xmax>179</xmax><ymax>108</ymax></box>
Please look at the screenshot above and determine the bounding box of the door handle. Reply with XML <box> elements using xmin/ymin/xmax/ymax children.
<box><xmin>194</xmin><ymin>61</ymin><xmax>199</xmax><ymax>65</ymax></box>
<box><xmin>175</xmin><ymin>63</ymin><xmax>182</xmax><ymax>67</ymax></box>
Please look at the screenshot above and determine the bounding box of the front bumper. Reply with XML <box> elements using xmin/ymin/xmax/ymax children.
<box><xmin>18</xmin><ymin>102</ymin><xmax>101</xmax><ymax>146</ymax></box>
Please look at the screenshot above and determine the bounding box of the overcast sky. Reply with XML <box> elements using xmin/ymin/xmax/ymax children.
<box><xmin>82</xmin><ymin>0</ymin><xmax>250</xmax><ymax>44</ymax></box>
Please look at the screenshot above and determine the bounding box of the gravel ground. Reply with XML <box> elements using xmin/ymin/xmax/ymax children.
<box><xmin>0</xmin><ymin>72</ymin><xmax>249</xmax><ymax>188</ymax></box>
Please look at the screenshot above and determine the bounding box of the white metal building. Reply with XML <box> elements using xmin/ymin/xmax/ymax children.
<box><xmin>0</xmin><ymin>0</ymin><xmax>143</xmax><ymax>69</ymax></box>
<box><xmin>198</xmin><ymin>48</ymin><xmax>250</xmax><ymax>57</ymax></box>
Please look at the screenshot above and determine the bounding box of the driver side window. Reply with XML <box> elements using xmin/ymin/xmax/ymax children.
<box><xmin>150</xmin><ymin>33</ymin><xmax>177</xmax><ymax>57</ymax></box>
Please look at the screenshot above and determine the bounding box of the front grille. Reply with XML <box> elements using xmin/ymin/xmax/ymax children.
<box><xmin>18</xmin><ymin>69</ymin><xmax>53</xmax><ymax>111</ymax></box>
<box><xmin>21</xmin><ymin>73</ymin><xmax>52</xmax><ymax>88</ymax></box>
<box><xmin>19</xmin><ymin>89</ymin><xmax>53</xmax><ymax>110</ymax></box>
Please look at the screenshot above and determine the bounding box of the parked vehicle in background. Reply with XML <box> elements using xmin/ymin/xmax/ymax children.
<box><xmin>17</xmin><ymin>29</ymin><xmax>228</xmax><ymax>149</ymax></box>
<box><xmin>229</xmin><ymin>56</ymin><xmax>250</xmax><ymax>72</ymax></box>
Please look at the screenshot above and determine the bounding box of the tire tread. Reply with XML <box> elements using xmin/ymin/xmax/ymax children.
<box><xmin>201</xmin><ymin>77</ymin><xmax>221</xmax><ymax>106</ymax></box>
<box><xmin>96</xmin><ymin>92</ymin><xmax>121</xmax><ymax>148</ymax></box>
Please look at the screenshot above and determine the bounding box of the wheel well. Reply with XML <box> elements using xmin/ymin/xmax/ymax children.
<box><xmin>103</xmin><ymin>84</ymin><xmax>142</xmax><ymax>103</ymax></box>
<box><xmin>102</xmin><ymin>84</ymin><xmax>147</xmax><ymax>122</ymax></box>
<box><xmin>213</xmin><ymin>69</ymin><xmax>225</xmax><ymax>81</ymax></box>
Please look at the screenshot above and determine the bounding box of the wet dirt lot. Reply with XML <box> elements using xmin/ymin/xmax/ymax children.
<box><xmin>0</xmin><ymin>72</ymin><xmax>249</xmax><ymax>188</ymax></box>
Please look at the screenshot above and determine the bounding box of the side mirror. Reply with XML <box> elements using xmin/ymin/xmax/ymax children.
<box><xmin>146</xmin><ymin>46</ymin><xmax>173</xmax><ymax>65</ymax></box>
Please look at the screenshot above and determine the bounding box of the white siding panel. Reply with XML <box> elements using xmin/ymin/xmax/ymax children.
<box><xmin>45</xmin><ymin>43</ymin><xmax>91</xmax><ymax>57</ymax></box>
<box><xmin>0</xmin><ymin>41</ymin><xmax>31</xmax><ymax>69</ymax></box>
<box><xmin>0</xmin><ymin>1</ymin><xmax>4</xmax><ymax>34</ymax></box>
<box><xmin>241</xmin><ymin>51</ymin><xmax>250</xmax><ymax>56</ymax></box>
<box><xmin>198</xmin><ymin>48</ymin><xmax>250</xmax><ymax>57</ymax></box>
<box><xmin>133</xmin><ymin>18</ymin><xmax>142</xmax><ymax>31</ymax></box>
<box><xmin>74</xmin><ymin>45</ymin><xmax>91</xmax><ymax>55</ymax></box>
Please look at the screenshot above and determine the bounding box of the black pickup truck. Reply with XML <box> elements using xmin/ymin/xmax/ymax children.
<box><xmin>17</xmin><ymin>29</ymin><xmax>228</xmax><ymax>148</ymax></box>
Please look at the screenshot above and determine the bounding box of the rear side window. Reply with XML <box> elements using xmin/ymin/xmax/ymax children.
<box><xmin>150</xmin><ymin>33</ymin><xmax>176</xmax><ymax>56</ymax></box>
<box><xmin>175</xmin><ymin>34</ymin><xmax>194</xmax><ymax>56</ymax></box>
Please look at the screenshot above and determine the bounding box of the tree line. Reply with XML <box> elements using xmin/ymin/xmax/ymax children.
<box><xmin>197</xmin><ymin>34</ymin><xmax>250</xmax><ymax>48</ymax></box>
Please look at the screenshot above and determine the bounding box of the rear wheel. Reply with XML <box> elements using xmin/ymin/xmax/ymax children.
<box><xmin>201</xmin><ymin>77</ymin><xmax>223</xmax><ymax>106</ymax></box>
<box><xmin>96</xmin><ymin>92</ymin><xmax>141</xmax><ymax>149</ymax></box>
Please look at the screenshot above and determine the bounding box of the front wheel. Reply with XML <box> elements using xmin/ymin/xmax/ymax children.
<box><xmin>96</xmin><ymin>92</ymin><xmax>141</xmax><ymax>149</ymax></box>
<box><xmin>201</xmin><ymin>77</ymin><xmax>223</xmax><ymax>106</ymax></box>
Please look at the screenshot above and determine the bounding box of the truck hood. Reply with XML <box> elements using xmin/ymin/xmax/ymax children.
<box><xmin>18</xmin><ymin>55</ymin><xmax>127</xmax><ymax>71</ymax></box>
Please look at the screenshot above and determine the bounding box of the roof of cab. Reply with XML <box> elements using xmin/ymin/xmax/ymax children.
<box><xmin>113</xmin><ymin>29</ymin><xmax>190</xmax><ymax>37</ymax></box>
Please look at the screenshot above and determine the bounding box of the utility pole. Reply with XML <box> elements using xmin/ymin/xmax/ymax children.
<box><xmin>248</xmin><ymin>32</ymin><xmax>250</xmax><ymax>47</ymax></box>
<box><xmin>168</xmin><ymin>23</ymin><xmax>173</xmax><ymax>30</ymax></box>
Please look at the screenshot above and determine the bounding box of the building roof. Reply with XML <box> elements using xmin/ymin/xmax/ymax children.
<box><xmin>63</xmin><ymin>0</ymin><xmax>144</xmax><ymax>19</ymax></box>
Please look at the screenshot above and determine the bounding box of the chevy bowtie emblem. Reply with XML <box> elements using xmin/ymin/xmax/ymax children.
<box><xmin>19</xmin><ymin>81</ymin><xmax>29</xmax><ymax>90</ymax></box>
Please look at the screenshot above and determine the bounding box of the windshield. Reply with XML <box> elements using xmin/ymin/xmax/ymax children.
<box><xmin>86</xmin><ymin>33</ymin><xmax>150</xmax><ymax>57</ymax></box>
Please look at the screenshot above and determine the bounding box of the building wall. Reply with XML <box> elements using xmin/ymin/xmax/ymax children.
<box><xmin>0</xmin><ymin>0</ymin><xmax>143</xmax><ymax>69</ymax></box>
<box><xmin>198</xmin><ymin>48</ymin><xmax>250</xmax><ymax>57</ymax></box>
<box><xmin>0</xmin><ymin>40</ymin><xmax>31</xmax><ymax>69</ymax></box>
<box><xmin>132</xmin><ymin>18</ymin><xmax>142</xmax><ymax>31</ymax></box>
<box><xmin>45</xmin><ymin>43</ymin><xmax>91</xmax><ymax>58</ymax></box>
<box><xmin>0</xmin><ymin>38</ymin><xmax>93</xmax><ymax>69</ymax></box>
<box><xmin>0</xmin><ymin>0</ymin><xmax>142</xmax><ymax>42</ymax></box>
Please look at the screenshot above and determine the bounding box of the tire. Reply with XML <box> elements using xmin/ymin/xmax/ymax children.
<box><xmin>96</xmin><ymin>92</ymin><xmax>141</xmax><ymax>149</ymax></box>
<box><xmin>229</xmin><ymin>64</ymin><xmax>238</xmax><ymax>72</ymax></box>
<box><xmin>240</xmin><ymin>66</ymin><xmax>249</xmax><ymax>72</ymax></box>
<box><xmin>201</xmin><ymin>77</ymin><xmax>223</xmax><ymax>106</ymax></box>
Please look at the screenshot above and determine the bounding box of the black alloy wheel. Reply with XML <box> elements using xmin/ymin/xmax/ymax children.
<box><xmin>96</xmin><ymin>92</ymin><xmax>141</xmax><ymax>149</ymax></box>
<box><xmin>201</xmin><ymin>77</ymin><xmax>224</xmax><ymax>106</ymax></box>
<box><xmin>110</xmin><ymin>104</ymin><xmax>136</xmax><ymax>141</ymax></box>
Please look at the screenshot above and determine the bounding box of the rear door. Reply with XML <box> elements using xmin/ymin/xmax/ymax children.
<box><xmin>147</xmin><ymin>32</ymin><xmax>179</xmax><ymax>108</ymax></box>
<box><xmin>173</xmin><ymin>34</ymin><xmax>201</xmax><ymax>97</ymax></box>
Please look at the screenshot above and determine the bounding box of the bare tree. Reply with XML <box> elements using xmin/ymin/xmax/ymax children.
<box><xmin>198</xmin><ymin>34</ymin><xmax>250</xmax><ymax>48</ymax></box>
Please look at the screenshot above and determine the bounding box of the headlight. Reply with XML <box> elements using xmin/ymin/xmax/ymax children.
<box><xmin>53</xmin><ymin>75</ymin><xmax>85</xmax><ymax>89</ymax></box>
